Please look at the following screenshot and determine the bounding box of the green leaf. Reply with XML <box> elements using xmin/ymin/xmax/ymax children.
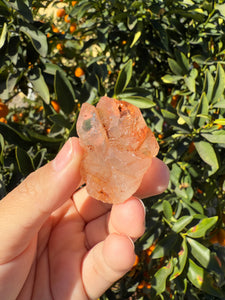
<box><xmin>28</xmin><ymin>67</ymin><xmax>50</xmax><ymax>104</ymax></box>
<box><xmin>48</xmin><ymin>114</ymin><xmax>71</xmax><ymax>129</ymax></box>
<box><xmin>15</xmin><ymin>147</ymin><xmax>34</xmax><ymax>176</ymax></box>
<box><xmin>172</xmin><ymin>215</ymin><xmax>193</xmax><ymax>233</ymax></box>
<box><xmin>211</xmin><ymin>63</ymin><xmax>225</xmax><ymax>104</ymax></box>
<box><xmin>187</xmin><ymin>237</ymin><xmax>210</xmax><ymax>268</ymax></box>
<box><xmin>8</xmin><ymin>0</ymin><xmax>33</xmax><ymax>22</ymax></box>
<box><xmin>175</xmin><ymin>51</ymin><xmax>189</xmax><ymax>74</ymax></box>
<box><xmin>168</xmin><ymin>58</ymin><xmax>184</xmax><ymax>76</ymax></box>
<box><xmin>0</xmin><ymin>23</ymin><xmax>7</xmax><ymax>49</ymax></box>
<box><xmin>194</xmin><ymin>141</ymin><xmax>219</xmax><ymax>172</ymax></box>
<box><xmin>152</xmin><ymin>233</ymin><xmax>178</xmax><ymax>259</ymax></box>
<box><xmin>214</xmin><ymin>118</ymin><xmax>225</xmax><ymax>125</ymax></box>
<box><xmin>201</xmin><ymin>131</ymin><xmax>225</xmax><ymax>143</ymax></box>
<box><xmin>127</xmin><ymin>15</ymin><xmax>137</xmax><ymax>30</ymax></box>
<box><xmin>118</xmin><ymin>95</ymin><xmax>155</xmax><ymax>109</ymax></box>
<box><xmin>216</xmin><ymin>3</ymin><xmax>225</xmax><ymax>16</ymax></box>
<box><xmin>152</xmin><ymin>259</ymin><xmax>173</xmax><ymax>295</ymax></box>
<box><xmin>44</xmin><ymin>63</ymin><xmax>62</xmax><ymax>75</ymax></box>
<box><xmin>203</xmin><ymin>70</ymin><xmax>214</xmax><ymax>102</ymax></box>
<box><xmin>170</xmin><ymin>238</ymin><xmax>188</xmax><ymax>280</ymax></box>
<box><xmin>161</xmin><ymin>74</ymin><xmax>183</xmax><ymax>84</ymax></box>
<box><xmin>161</xmin><ymin>109</ymin><xmax>177</xmax><ymax>120</ymax></box>
<box><xmin>186</xmin><ymin>216</ymin><xmax>218</xmax><ymax>238</ymax></box>
<box><xmin>54</xmin><ymin>70</ymin><xmax>75</xmax><ymax>114</ymax></box>
<box><xmin>0</xmin><ymin>134</ymin><xmax>4</xmax><ymax>164</ymax></box>
<box><xmin>195</xmin><ymin>93</ymin><xmax>209</xmax><ymax>127</ymax></box>
<box><xmin>114</xmin><ymin>60</ymin><xmax>133</xmax><ymax>96</ymax></box>
<box><xmin>20</xmin><ymin>23</ymin><xmax>48</xmax><ymax>57</ymax></box>
<box><xmin>187</xmin><ymin>259</ymin><xmax>225</xmax><ymax>298</ymax></box>
<box><xmin>70</xmin><ymin>1</ymin><xmax>93</xmax><ymax>20</ymax></box>
<box><xmin>25</xmin><ymin>129</ymin><xmax>63</xmax><ymax>150</ymax></box>
<box><xmin>0</xmin><ymin>123</ymin><xmax>31</xmax><ymax>147</ymax></box>
<box><xmin>130</xmin><ymin>22</ymin><xmax>142</xmax><ymax>48</ymax></box>
<box><xmin>184</xmin><ymin>75</ymin><xmax>195</xmax><ymax>93</ymax></box>
<box><xmin>163</xmin><ymin>200</ymin><xmax>173</xmax><ymax>220</ymax></box>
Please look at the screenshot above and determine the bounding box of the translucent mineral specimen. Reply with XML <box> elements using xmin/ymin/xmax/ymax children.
<box><xmin>76</xmin><ymin>96</ymin><xmax>159</xmax><ymax>204</ymax></box>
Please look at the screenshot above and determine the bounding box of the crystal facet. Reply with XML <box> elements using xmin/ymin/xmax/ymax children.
<box><xmin>76</xmin><ymin>96</ymin><xmax>159</xmax><ymax>204</ymax></box>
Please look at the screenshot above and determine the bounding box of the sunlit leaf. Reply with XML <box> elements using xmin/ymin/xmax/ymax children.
<box><xmin>186</xmin><ymin>216</ymin><xmax>218</xmax><ymax>238</ymax></box>
<box><xmin>28</xmin><ymin>67</ymin><xmax>50</xmax><ymax>104</ymax></box>
<box><xmin>0</xmin><ymin>23</ymin><xmax>7</xmax><ymax>49</ymax></box>
<box><xmin>170</xmin><ymin>238</ymin><xmax>188</xmax><ymax>280</ymax></box>
<box><xmin>163</xmin><ymin>200</ymin><xmax>173</xmax><ymax>220</ymax></box>
<box><xmin>20</xmin><ymin>23</ymin><xmax>48</xmax><ymax>57</ymax></box>
<box><xmin>203</xmin><ymin>70</ymin><xmax>214</xmax><ymax>102</ymax></box>
<box><xmin>194</xmin><ymin>141</ymin><xmax>219</xmax><ymax>172</ymax></box>
<box><xmin>187</xmin><ymin>259</ymin><xmax>225</xmax><ymax>298</ymax></box>
<box><xmin>211</xmin><ymin>63</ymin><xmax>225</xmax><ymax>104</ymax></box>
<box><xmin>172</xmin><ymin>215</ymin><xmax>193</xmax><ymax>233</ymax></box>
<box><xmin>168</xmin><ymin>58</ymin><xmax>184</xmax><ymax>76</ymax></box>
<box><xmin>187</xmin><ymin>237</ymin><xmax>210</xmax><ymax>268</ymax></box>
<box><xmin>152</xmin><ymin>259</ymin><xmax>173</xmax><ymax>295</ymax></box>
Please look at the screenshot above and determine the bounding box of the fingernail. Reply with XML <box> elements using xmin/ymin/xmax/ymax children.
<box><xmin>53</xmin><ymin>138</ymin><xmax>73</xmax><ymax>171</ymax></box>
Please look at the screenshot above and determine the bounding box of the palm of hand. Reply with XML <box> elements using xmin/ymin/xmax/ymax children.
<box><xmin>16</xmin><ymin>199</ymin><xmax>89</xmax><ymax>300</ymax></box>
<box><xmin>11</xmin><ymin>188</ymin><xmax>144</xmax><ymax>300</ymax></box>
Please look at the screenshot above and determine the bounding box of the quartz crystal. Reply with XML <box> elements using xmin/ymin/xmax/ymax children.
<box><xmin>76</xmin><ymin>96</ymin><xmax>159</xmax><ymax>204</ymax></box>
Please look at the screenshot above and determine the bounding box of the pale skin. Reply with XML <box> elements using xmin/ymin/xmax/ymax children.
<box><xmin>0</xmin><ymin>137</ymin><xmax>169</xmax><ymax>300</ymax></box>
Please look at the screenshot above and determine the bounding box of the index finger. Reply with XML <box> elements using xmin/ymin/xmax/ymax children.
<box><xmin>73</xmin><ymin>157</ymin><xmax>169</xmax><ymax>223</ymax></box>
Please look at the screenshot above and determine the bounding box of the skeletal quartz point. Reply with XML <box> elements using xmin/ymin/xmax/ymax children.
<box><xmin>76</xmin><ymin>96</ymin><xmax>159</xmax><ymax>204</ymax></box>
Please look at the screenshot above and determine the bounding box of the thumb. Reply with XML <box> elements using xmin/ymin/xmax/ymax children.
<box><xmin>0</xmin><ymin>137</ymin><xmax>83</xmax><ymax>262</ymax></box>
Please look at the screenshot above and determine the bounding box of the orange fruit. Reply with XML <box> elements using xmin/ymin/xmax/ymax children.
<box><xmin>56</xmin><ymin>8</ymin><xmax>66</xmax><ymax>18</ymax></box>
<box><xmin>52</xmin><ymin>24</ymin><xmax>60</xmax><ymax>33</ymax></box>
<box><xmin>193</xmin><ymin>61</ymin><xmax>200</xmax><ymax>69</ymax></box>
<box><xmin>72</xmin><ymin>1</ymin><xmax>77</xmax><ymax>6</ymax></box>
<box><xmin>132</xmin><ymin>255</ymin><xmax>139</xmax><ymax>267</ymax></box>
<box><xmin>70</xmin><ymin>23</ymin><xmax>77</xmax><ymax>33</ymax></box>
<box><xmin>0</xmin><ymin>103</ymin><xmax>9</xmax><ymax>117</ymax></box>
<box><xmin>188</xmin><ymin>141</ymin><xmax>195</xmax><ymax>153</ymax></box>
<box><xmin>75</xmin><ymin>67</ymin><xmax>85</xmax><ymax>77</ymax></box>
<box><xmin>218</xmin><ymin>228</ymin><xmax>225</xmax><ymax>246</ymax></box>
<box><xmin>0</xmin><ymin>117</ymin><xmax>7</xmax><ymax>124</ymax></box>
<box><xmin>146</xmin><ymin>244</ymin><xmax>156</xmax><ymax>256</ymax></box>
<box><xmin>46</xmin><ymin>128</ymin><xmax>51</xmax><ymax>134</ymax></box>
<box><xmin>210</xmin><ymin>231</ymin><xmax>219</xmax><ymax>244</ymax></box>
<box><xmin>217</xmin><ymin>124</ymin><xmax>223</xmax><ymax>130</ymax></box>
<box><xmin>171</xmin><ymin>95</ymin><xmax>179</xmax><ymax>108</ymax></box>
<box><xmin>137</xmin><ymin>280</ymin><xmax>145</xmax><ymax>289</ymax></box>
<box><xmin>37</xmin><ymin>106</ymin><xmax>44</xmax><ymax>112</ymax></box>
<box><xmin>51</xmin><ymin>100</ymin><xmax>60</xmax><ymax>113</ymax></box>
<box><xmin>12</xmin><ymin>114</ymin><xmax>19</xmax><ymax>122</ymax></box>
<box><xmin>56</xmin><ymin>43</ymin><xmax>64</xmax><ymax>52</ymax></box>
<box><xmin>64</xmin><ymin>14</ymin><xmax>71</xmax><ymax>23</ymax></box>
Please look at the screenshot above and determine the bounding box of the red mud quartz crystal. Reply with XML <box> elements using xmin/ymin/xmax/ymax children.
<box><xmin>76</xmin><ymin>96</ymin><xmax>159</xmax><ymax>204</ymax></box>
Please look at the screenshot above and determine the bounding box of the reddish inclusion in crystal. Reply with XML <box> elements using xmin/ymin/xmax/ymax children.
<box><xmin>76</xmin><ymin>96</ymin><xmax>159</xmax><ymax>204</ymax></box>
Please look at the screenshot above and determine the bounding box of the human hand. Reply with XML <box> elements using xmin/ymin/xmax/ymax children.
<box><xmin>0</xmin><ymin>137</ymin><xmax>169</xmax><ymax>300</ymax></box>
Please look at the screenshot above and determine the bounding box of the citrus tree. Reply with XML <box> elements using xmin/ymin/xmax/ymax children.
<box><xmin>0</xmin><ymin>0</ymin><xmax>225</xmax><ymax>299</ymax></box>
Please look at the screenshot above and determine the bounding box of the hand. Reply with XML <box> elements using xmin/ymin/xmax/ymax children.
<box><xmin>0</xmin><ymin>137</ymin><xmax>169</xmax><ymax>300</ymax></box>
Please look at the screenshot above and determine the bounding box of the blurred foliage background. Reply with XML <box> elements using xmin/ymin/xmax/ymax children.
<box><xmin>0</xmin><ymin>0</ymin><xmax>225</xmax><ymax>299</ymax></box>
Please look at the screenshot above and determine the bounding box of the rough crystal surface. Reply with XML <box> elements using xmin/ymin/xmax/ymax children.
<box><xmin>76</xmin><ymin>96</ymin><xmax>159</xmax><ymax>204</ymax></box>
